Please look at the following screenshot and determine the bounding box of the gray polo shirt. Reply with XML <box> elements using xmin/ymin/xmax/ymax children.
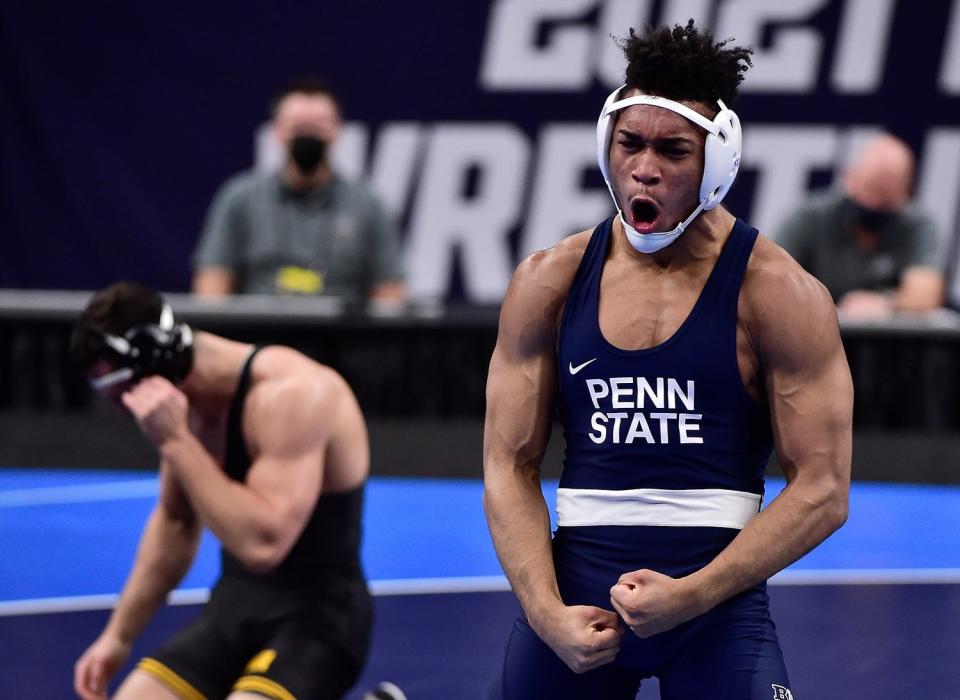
<box><xmin>773</xmin><ymin>190</ymin><xmax>940</xmax><ymax>301</ymax></box>
<box><xmin>192</xmin><ymin>171</ymin><xmax>404</xmax><ymax>300</ymax></box>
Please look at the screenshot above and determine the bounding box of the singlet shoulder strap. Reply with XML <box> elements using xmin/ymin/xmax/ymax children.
<box><xmin>708</xmin><ymin>219</ymin><xmax>759</xmax><ymax>305</ymax></box>
<box><xmin>224</xmin><ymin>345</ymin><xmax>265</xmax><ymax>474</ymax></box>
<box><xmin>558</xmin><ymin>216</ymin><xmax>614</xmax><ymax>337</ymax></box>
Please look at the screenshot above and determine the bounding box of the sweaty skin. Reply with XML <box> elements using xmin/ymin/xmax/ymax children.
<box><xmin>74</xmin><ymin>337</ymin><xmax>368</xmax><ymax>700</ymax></box>
<box><xmin>483</xmin><ymin>98</ymin><xmax>851</xmax><ymax>671</ymax></box>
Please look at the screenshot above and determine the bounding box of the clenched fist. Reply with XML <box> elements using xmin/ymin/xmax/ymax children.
<box><xmin>534</xmin><ymin>604</ymin><xmax>624</xmax><ymax>673</ymax></box>
<box><xmin>122</xmin><ymin>376</ymin><xmax>190</xmax><ymax>448</ymax></box>
<box><xmin>610</xmin><ymin>569</ymin><xmax>705</xmax><ymax>638</ymax></box>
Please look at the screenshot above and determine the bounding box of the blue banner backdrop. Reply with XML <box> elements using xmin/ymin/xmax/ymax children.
<box><xmin>2</xmin><ymin>1</ymin><xmax>959</xmax><ymax>300</ymax></box>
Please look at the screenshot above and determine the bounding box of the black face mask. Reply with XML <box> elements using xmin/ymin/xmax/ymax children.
<box><xmin>289</xmin><ymin>135</ymin><xmax>327</xmax><ymax>174</ymax></box>
<box><xmin>845</xmin><ymin>197</ymin><xmax>896</xmax><ymax>232</ymax></box>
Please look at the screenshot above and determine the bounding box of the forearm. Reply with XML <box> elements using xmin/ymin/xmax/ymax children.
<box><xmin>686</xmin><ymin>473</ymin><xmax>847</xmax><ymax>610</ymax></box>
<box><xmin>104</xmin><ymin>508</ymin><xmax>200</xmax><ymax>643</ymax></box>
<box><xmin>159</xmin><ymin>434</ymin><xmax>282</xmax><ymax>568</ymax></box>
<box><xmin>484</xmin><ymin>464</ymin><xmax>563</xmax><ymax>632</ymax></box>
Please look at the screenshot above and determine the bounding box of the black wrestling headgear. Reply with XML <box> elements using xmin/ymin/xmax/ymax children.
<box><xmin>90</xmin><ymin>302</ymin><xmax>194</xmax><ymax>390</ymax></box>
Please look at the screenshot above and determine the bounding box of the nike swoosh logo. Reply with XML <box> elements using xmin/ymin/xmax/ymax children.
<box><xmin>569</xmin><ymin>358</ymin><xmax>598</xmax><ymax>375</ymax></box>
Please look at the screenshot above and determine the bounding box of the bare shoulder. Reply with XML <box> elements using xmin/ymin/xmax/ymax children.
<box><xmin>504</xmin><ymin>229</ymin><xmax>592</xmax><ymax>325</ymax></box>
<box><xmin>742</xmin><ymin>235</ymin><xmax>840</xmax><ymax>361</ymax></box>
<box><xmin>244</xmin><ymin>346</ymin><xmax>350</xmax><ymax>446</ymax></box>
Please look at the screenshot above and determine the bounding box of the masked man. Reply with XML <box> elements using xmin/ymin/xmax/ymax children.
<box><xmin>192</xmin><ymin>77</ymin><xmax>405</xmax><ymax>302</ymax></box>
<box><xmin>775</xmin><ymin>133</ymin><xmax>943</xmax><ymax>318</ymax></box>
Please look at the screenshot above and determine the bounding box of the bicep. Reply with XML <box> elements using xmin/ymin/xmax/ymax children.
<box><xmin>768</xmin><ymin>345</ymin><xmax>852</xmax><ymax>481</ymax></box>
<box><xmin>761</xmin><ymin>286</ymin><xmax>853</xmax><ymax>483</ymax></box>
<box><xmin>245</xmin><ymin>448</ymin><xmax>325</xmax><ymax>534</ymax></box>
<box><xmin>244</xmin><ymin>385</ymin><xmax>331</xmax><ymax>535</ymax></box>
<box><xmin>484</xmin><ymin>344</ymin><xmax>557</xmax><ymax>471</ymax></box>
<box><xmin>484</xmin><ymin>287</ymin><xmax>559</xmax><ymax>474</ymax></box>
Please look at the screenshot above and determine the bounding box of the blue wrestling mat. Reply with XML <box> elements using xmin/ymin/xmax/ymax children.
<box><xmin>2</xmin><ymin>469</ymin><xmax>959</xmax><ymax>698</ymax></box>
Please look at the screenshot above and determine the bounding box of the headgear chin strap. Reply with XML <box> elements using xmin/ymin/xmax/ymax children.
<box><xmin>596</xmin><ymin>86</ymin><xmax>742</xmax><ymax>253</ymax></box>
<box><xmin>91</xmin><ymin>303</ymin><xmax>194</xmax><ymax>390</ymax></box>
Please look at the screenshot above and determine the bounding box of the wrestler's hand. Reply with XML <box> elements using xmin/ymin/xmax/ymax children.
<box><xmin>609</xmin><ymin>569</ymin><xmax>704</xmax><ymax>638</ymax></box>
<box><xmin>122</xmin><ymin>376</ymin><xmax>190</xmax><ymax>448</ymax></box>
<box><xmin>534</xmin><ymin>604</ymin><xmax>623</xmax><ymax>674</ymax></box>
<box><xmin>74</xmin><ymin>632</ymin><xmax>131</xmax><ymax>700</ymax></box>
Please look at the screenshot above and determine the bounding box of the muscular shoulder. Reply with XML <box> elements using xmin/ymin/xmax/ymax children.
<box><xmin>244</xmin><ymin>347</ymin><xmax>350</xmax><ymax>452</ymax></box>
<box><xmin>741</xmin><ymin>235</ymin><xmax>839</xmax><ymax>363</ymax></box>
<box><xmin>250</xmin><ymin>346</ymin><xmax>347</xmax><ymax>411</ymax></box>
<box><xmin>505</xmin><ymin>230</ymin><xmax>592</xmax><ymax>322</ymax></box>
<box><xmin>494</xmin><ymin>229</ymin><xmax>592</xmax><ymax>358</ymax></box>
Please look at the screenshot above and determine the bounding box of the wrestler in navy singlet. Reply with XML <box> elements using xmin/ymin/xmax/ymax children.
<box><xmin>496</xmin><ymin>217</ymin><xmax>792</xmax><ymax>699</ymax></box>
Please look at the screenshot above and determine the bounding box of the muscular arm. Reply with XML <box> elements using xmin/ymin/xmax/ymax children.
<box><xmin>123</xmin><ymin>373</ymin><xmax>331</xmax><ymax>574</ymax></box>
<box><xmin>483</xmin><ymin>255</ymin><xmax>563</xmax><ymax>627</ymax></box>
<box><xmin>484</xmin><ymin>243</ymin><xmax>622</xmax><ymax>673</ymax></box>
<box><xmin>688</xmin><ymin>266</ymin><xmax>852</xmax><ymax>611</ymax></box>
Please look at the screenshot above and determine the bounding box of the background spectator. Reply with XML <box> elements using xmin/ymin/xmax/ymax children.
<box><xmin>774</xmin><ymin>133</ymin><xmax>943</xmax><ymax>319</ymax></box>
<box><xmin>191</xmin><ymin>78</ymin><xmax>406</xmax><ymax>303</ymax></box>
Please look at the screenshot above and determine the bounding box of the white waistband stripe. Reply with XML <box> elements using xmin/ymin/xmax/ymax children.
<box><xmin>556</xmin><ymin>487</ymin><xmax>761</xmax><ymax>529</ymax></box>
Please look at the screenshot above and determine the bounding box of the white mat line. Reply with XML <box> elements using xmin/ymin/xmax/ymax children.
<box><xmin>3</xmin><ymin>569</ymin><xmax>960</xmax><ymax>616</ymax></box>
<box><xmin>0</xmin><ymin>480</ymin><xmax>158</xmax><ymax>507</ymax></box>
<box><xmin>770</xmin><ymin>567</ymin><xmax>960</xmax><ymax>585</ymax></box>
<box><xmin>0</xmin><ymin>578</ymin><xmax>513</xmax><ymax>616</ymax></box>
<box><xmin>370</xmin><ymin>575</ymin><xmax>511</xmax><ymax>596</ymax></box>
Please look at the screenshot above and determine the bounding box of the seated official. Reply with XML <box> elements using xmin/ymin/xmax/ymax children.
<box><xmin>192</xmin><ymin>77</ymin><xmax>405</xmax><ymax>303</ymax></box>
<box><xmin>774</xmin><ymin>133</ymin><xmax>943</xmax><ymax>319</ymax></box>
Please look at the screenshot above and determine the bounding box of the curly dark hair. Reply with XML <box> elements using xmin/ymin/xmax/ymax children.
<box><xmin>621</xmin><ymin>19</ymin><xmax>753</xmax><ymax>110</ymax></box>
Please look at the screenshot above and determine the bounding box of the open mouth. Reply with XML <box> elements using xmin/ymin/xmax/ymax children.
<box><xmin>629</xmin><ymin>197</ymin><xmax>660</xmax><ymax>232</ymax></box>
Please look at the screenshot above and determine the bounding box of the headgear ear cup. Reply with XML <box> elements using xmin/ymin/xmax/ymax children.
<box><xmin>700</xmin><ymin>101</ymin><xmax>742</xmax><ymax>209</ymax></box>
<box><xmin>596</xmin><ymin>87</ymin><xmax>623</xmax><ymax>188</ymax></box>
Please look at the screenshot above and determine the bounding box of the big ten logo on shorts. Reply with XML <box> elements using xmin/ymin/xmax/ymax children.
<box><xmin>771</xmin><ymin>683</ymin><xmax>794</xmax><ymax>700</ymax></box>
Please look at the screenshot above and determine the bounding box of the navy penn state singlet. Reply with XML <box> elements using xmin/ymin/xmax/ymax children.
<box><xmin>554</xmin><ymin>215</ymin><xmax>773</xmax><ymax>584</ymax></box>
<box><xmin>494</xmin><ymin>217</ymin><xmax>791</xmax><ymax>697</ymax></box>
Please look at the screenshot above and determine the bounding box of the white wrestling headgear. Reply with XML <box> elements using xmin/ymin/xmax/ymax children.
<box><xmin>596</xmin><ymin>86</ymin><xmax>742</xmax><ymax>253</ymax></box>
